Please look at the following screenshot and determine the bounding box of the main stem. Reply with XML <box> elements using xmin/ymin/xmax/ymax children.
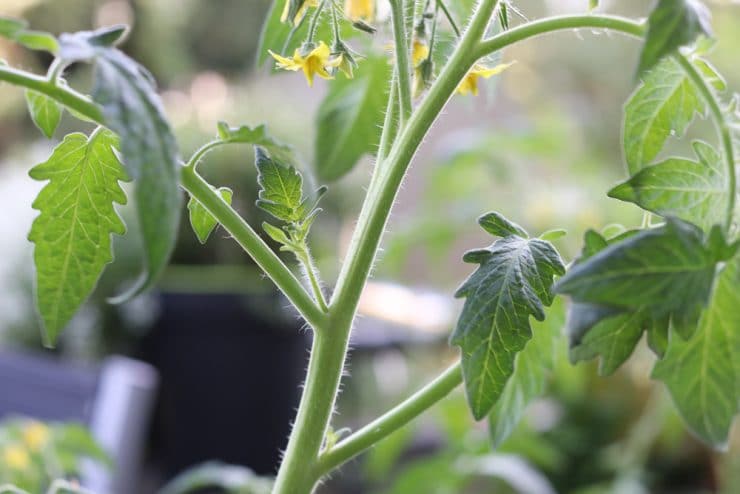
<box><xmin>273</xmin><ymin>1</ymin><xmax>501</xmax><ymax>492</ymax></box>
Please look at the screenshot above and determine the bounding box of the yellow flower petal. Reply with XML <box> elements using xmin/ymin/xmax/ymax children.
<box><xmin>472</xmin><ymin>61</ymin><xmax>515</xmax><ymax>79</ymax></box>
<box><xmin>412</xmin><ymin>40</ymin><xmax>430</xmax><ymax>67</ymax></box>
<box><xmin>345</xmin><ymin>0</ymin><xmax>375</xmax><ymax>21</ymax></box>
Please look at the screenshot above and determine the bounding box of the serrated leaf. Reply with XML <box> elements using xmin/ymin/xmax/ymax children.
<box><xmin>609</xmin><ymin>140</ymin><xmax>727</xmax><ymax>232</ymax></box>
<box><xmin>58</xmin><ymin>30</ymin><xmax>183</xmax><ymax>301</ymax></box>
<box><xmin>488</xmin><ymin>299</ymin><xmax>565</xmax><ymax>447</ymax></box>
<box><xmin>624</xmin><ymin>57</ymin><xmax>705</xmax><ymax>173</ymax></box>
<box><xmin>25</xmin><ymin>90</ymin><xmax>62</xmax><ymax>138</ymax></box>
<box><xmin>637</xmin><ymin>0</ymin><xmax>712</xmax><ymax>76</ymax></box>
<box><xmin>652</xmin><ymin>257</ymin><xmax>740</xmax><ymax>447</ymax></box>
<box><xmin>315</xmin><ymin>55</ymin><xmax>390</xmax><ymax>181</ymax></box>
<box><xmin>188</xmin><ymin>187</ymin><xmax>233</xmax><ymax>244</ymax></box>
<box><xmin>255</xmin><ymin>147</ymin><xmax>305</xmax><ymax>223</ymax></box>
<box><xmin>451</xmin><ymin>216</ymin><xmax>565</xmax><ymax>420</ymax></box>
<box><xmin>555</xmin><ymin>218</ymin><xmax>734</xmax><ymax>338</ymax></box>
<box><xmin>28</xmin><ymin>129</ymin><xmax>128</xmax><ymax>345</ymax></box>
<box><xmin>216</xmin><ymin>122</ymin><xmax>295</xmax><ymax>165</ymax></box>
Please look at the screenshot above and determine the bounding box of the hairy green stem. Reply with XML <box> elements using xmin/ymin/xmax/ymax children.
<box><xmin>297</xmin><ymin>247</ymin><xmax>329</xmax><ymax>312</ymax></box>
<box><xmin>389</xmin><ymin>0</ymin><xmax>413</xmax><ymax>124</ymax></box>
<box><xmin>272</xmin><ymin>3</ymin><xmax>501</xmax><ymax>494</ymax></box>
<box><xmin>317</xmin><ymin>361</ymin><xmax>462</xmax><ymax>474</ymax></box>
<box><xmin>476</xmin><ymin>14</ymin><xmax>646</xmax><ymax>58</ymax></box>
<box><xmin>675</xmin><ymin>54</ymin><xmax>737</xmax><ymax>234</ymax></box>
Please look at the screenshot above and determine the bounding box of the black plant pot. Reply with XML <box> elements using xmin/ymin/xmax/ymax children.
<box><xmin>141</xmin><ymin>291</ymin><xmax>308</xmax><ymax>481</ymax></box>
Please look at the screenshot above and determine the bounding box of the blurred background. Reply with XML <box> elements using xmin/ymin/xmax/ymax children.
<box><xmin>0</xmin><ymin>0</ymin><xmax>739</xmax><ymax>493</ymax></box>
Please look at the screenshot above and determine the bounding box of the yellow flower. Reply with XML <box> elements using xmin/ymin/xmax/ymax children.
<box><xmin>456</xmin><ymin>62</ymin><xmax>514</xmax><ymax>96</ymax></box>
<box><xmin>2</xmin><ymin>444</ymin><xmax>30</xmax><ymax>470</ymax></box>
<box><xmin>345</xmin><ymin>0</ymin><xmax>375</xmax><ymax>22</ymax></box>
<box><xmin>281</xmin><ymin>0</ymin><xmax>319</xmax><ymax>26</ymax></box>
<box><xmin>22</xmin><ymin>421</ymin><xmax>50</xmax><ymax>451</ymax></box>
<box><xmin>269</xmin><ymin>42</ymin><xmax>341</xmax><ymax>87</ymax></box>
<box><xmin>412</xmin><ymin>39</ymin><xmax>430</xmax><ymax>67</ymax></box>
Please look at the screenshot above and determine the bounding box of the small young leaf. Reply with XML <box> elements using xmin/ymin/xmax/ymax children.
<box><xmin>693</xmin><ymin>57</ymin><xmax>726</xmax><ymax>92</ymax></box>
<box><xmin>637</xmin><ymin>0</ymin><xmax>712</xmax><ymax>76</ymax></box>
<box><xmin>624</xmin><ymin>57</ymin><xmax>705</xmax><ymax>173</ymax></box>
<box><xmin>0</xmin><ymin>17</ymin><xmax>58</xmax><ymax>53</ymax></box>
<box><xmin>188</xmin><ymin>187</ymin><xmax>233</xmax><ymax>244</ymax></box>
<box><xmin>58</xmin><ymin>30</ymin><xmax>183</xmax><ymax>301</ymax></box>
<box><xmin>652</xmin><ymin>257</ymin><xmax>740</xmax><ymax>447</ymax></box>
<box><xmin>255</xmin><ymin>147</ymin><xmax>305</xmax><ymax>223</ymax></box>
<box><xmin>539</xmin><ymin>229</ymin><xmax>567</xmax><ymax>242</ymax></box>
<box><xmin>216</xmin><ymin>122</ymin><xmax>295</xmax><ymax>164</ymax></box>
<box><xmin>488</xmin><ymin>299</ymin><xmax>565</xmax><ymax>447</ymax></box>
<box><xmin>451</xmin><ymin>215</ymin><xmax>565</xmax><ymax>419</ymax></box>
<box><xmin>25</xmin><ymin>90</ymin><xmax>63</xmax><ymax>138</ymax></box>
<box><xmin>589</xmin><ymin>0</ymin><xmax>599</xmax><ymax>11</ymax></box>
<box><xmin>609</xmin><ymin>140</ymin><xmax>728</xmax><ymax>232</ymax></box>
<box><xmin>555</xmin><ymin>218</ymin><xmax>734</xmax><ymax>338</ymax></box>
<box><xmin>0</xmin><ymin>16</ymin><xmax>28</xmax><ymax>38</ymax></box>
<box><xmin>28</xmin><ymin>130</ymin><xmax>128</xmax><ymax>345</ymax></box>
<box><xmin>262</xmin><ymin>221</ymin><xmax>292</xmax><ymax>246</ymax></box>
<box><xmin>14</xmin><ymin>30</ymin><xmax>59</xmax><ymax>53</ymax></box>
<box><xmin>315</xmin><ymin>55</ymin><xmax>390</xmax><ymax>182</ymax></box>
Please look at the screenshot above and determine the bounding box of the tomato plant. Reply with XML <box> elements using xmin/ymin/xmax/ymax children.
<box><xmin>0</xmin><ymin>0</ymin><xmax>737</xmax><ymax>493</ymax></box>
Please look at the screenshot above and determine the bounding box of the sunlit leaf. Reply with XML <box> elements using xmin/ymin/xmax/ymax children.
<box><xmin>188</xmin><ymin>187</ymin><xmax>233</xmax><ymax>244</ymax></box>
<box><xmin>28</xmin><ymin>130</ymin><xmax>128</xmax><ymax>344</ymax></box>
<box><xmin>25</xmin><ymin>90</ymin><xmax>62</xmax><ymax>139</ymax></box>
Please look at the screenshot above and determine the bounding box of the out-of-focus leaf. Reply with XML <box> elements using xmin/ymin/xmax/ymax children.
<box><xmin>314</xmin><ymin>55</ymin><xmax>390</xmax><ymax>181</ymax></box>
<box><xmin>159</xmin><ymin>462</ymin><xmax>273</xmax><ymax>494</ymax></box>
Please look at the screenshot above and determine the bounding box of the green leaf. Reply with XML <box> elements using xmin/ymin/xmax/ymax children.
<box><xmin>624</xmin><ymin>57</ymin><xmax>705</xmax><ymax>173</ymax></box>
<box><xmin>28</xmin><ymin>129</ymin><xmax>128</xmax><ymax>345</ymax></box>
<box><xmin>451</xmin><ymin>214</ymin><xmax>565</xmax><ymax>420</ymax></box>
<box><xmin>0</xmin><ymin>16</ymin><xmax>27</xmax><ymax>38</ymax></box>
<box><xmin>488</xmin><ymin>298</ymin><xmax>565</xmax><ymax>447</ymax></box>
<box><xmin>570</xmin><ymin>309</ymin><xmax>647</xmax><ymax>376</ymax></box>
<box><xmin>314</xmin><ymin>55</ymin><xmax>390</xmax><ymax>181</ymax></box>
<box><xmin>255</xmin><ymin>147</ymin><xmax>305</xmax><ymax>223</ymax></box>
<box><xmin>693</xmin><ymin>57</ymin><xmax>726</xmax><ymax>92</ymax></box>
<box><xmin>216</xmin><ymin>122</ymin><xmax>295</xmax><ymax>165</ymax></box>
<box><xmin>0</xmin><ymin>17</ymin><xmax>58</xmax><ymax>53</ymax></box>
<box><xmin>637</xmin><ymin>0</ymin><xmax>712</xmax><ymax>76</ymax></box>
<box><xmin>479</xmin><ymin>211</ymin><xmax>529</xmax><ymax>238</ymax></box>
<box><xmin>609</xmin><ymin>140</ymin><xmax>728</xmax><ymax>232</ymax></box>
<box><xmin>25</xmin><ymin>90</ymin><xmax>62</xmax><ymax>139</ymax></box>
<box><xmin>14</xmin><ymin>30</ymin><xmax>59</xmax><ymax>53</ymax></box>
<box><xmin>589</xmin><ymin>0</ymin><xmax>599</xmax><ymax>11</ymax></box>
<box><xmin>188</xmin><ymin>187</ymin><xmax>233</xmax><ymax>244</ymax></box>
<box><xmin>652</xmin><ymin>257</ymin><xmax>740</xmax><ymax>447</ymax></box>
<box><xmin>262</xmin><ymin>221</ymin><xmax>292</xmax><ymax>245</ymax></box>
<box><xmin>554</xmin><ymin>218</ymin><xmax>735</xmax><ymax>339</ymax></box>
<box><xmin>59</xmin><ymin>29</ymin><xmax>183</xmax><ymax>301</ymax></box>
